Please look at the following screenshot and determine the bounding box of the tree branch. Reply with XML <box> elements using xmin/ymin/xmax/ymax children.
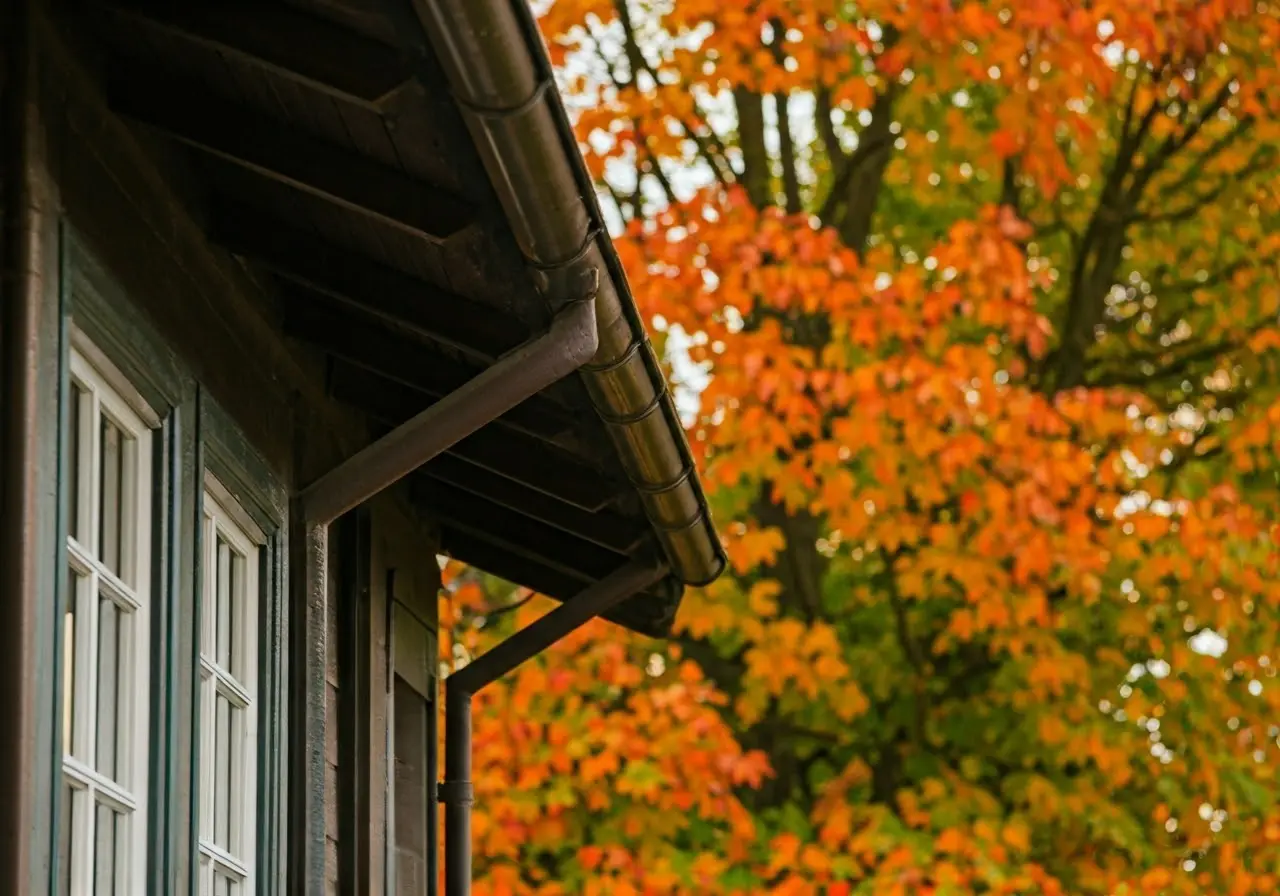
<box><xmin>734</xmin><ymin>85</ymin><xmax>773</xmax><ymax>208</ymax></box>
<box><xmin>1135</xmin><ymin>146</ymin><xmax>1274</xmax><ymax>223</ymax></box>
<box><xmin>767</xmin><ymin>18</ymin><xmax>802</xmax><ymax>213</ymax></box>
<box><xmin>1127</xmin><ymin>78</ymin><xmax>1235</xmax><ymax>201</ymax></box>
<box><xmin>814</xmin><ymin>86</ymin><xmax>844</xmax><ymax>170</ymax></box>
<box><xmin>611</xmin><ymin>0</ymin><xmax>734</xmax><ymax>189</ymax></box>
<box><xmin>775</xmin><ymin>92</ymin><xmax>802</xmax><ymax>213</ymax></box>
<box><xmin>887</xmin><ymin>577</ymin><xmax>928</xmax><ymax>746</ymax></box>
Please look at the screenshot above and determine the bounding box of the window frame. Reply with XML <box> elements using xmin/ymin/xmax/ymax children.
<box><xmin>199</xmin><ymin>396</ymin><xmax>290</xmax><ymax>896</ymax></box>
<box><xmin>197</xmin><ymin>474</ymin><xmax>265</xmax><ymax>895</ymax></box>
<box><xmin>59</xmin><ymin>337</ymin><xmax>157</xmax><ymax>896</ymax></box>
<box><xmin>52</xmin><ymin>232</ymin><xmax>291</xmax><ymax>896</ymax></box>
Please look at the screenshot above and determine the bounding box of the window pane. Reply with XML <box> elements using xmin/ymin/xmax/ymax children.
<box><xmin>68</xmin><ymin>385</ymin><xmax>84</xmax><ymax>542</ymax></box>
<box><xmin>99</xmin><ymin>416</ymin><xmax>125</xmax><ymax>575</ymax></box>
<box><xmin>229</xmin><ymin>552</ymin><xmax>242</xmax><ymax>681</ymax></box>
<box><xmin>57</xmin><ymin>782</ymin><xmax>73</xmax><ymax>896</ymax></box>
<box><xmin>92</xmin><ymin>803</ymin><xmax>119</xmax><ymax>896</ymax></box>
<box><xmin>214</xmin><ymin>872</ymin><xmax>237</xmax><ymax>896</ymax></box>
<box><xmin>215</xmin><ymin>692</ymin><xmax>231</xmax><ymax>848</ymax></box>
<box><xmin>96</xmin><ymin>597</ymin><xmax>123</xmax><ymax>779</ymax></box>
<box><xmin>217</xmin><ymin>537</ymin><xmax>231</xmax><ymax>671</ymax></box>
<box><xmin>62</xmin><ymin>569</ymin><xmax>78</xmax><ymax>756</ymax></box>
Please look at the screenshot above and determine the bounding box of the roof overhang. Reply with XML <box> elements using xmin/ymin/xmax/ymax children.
<box><xmin>92</xmin><ymin>0</ymin><xmax>724</xmax><ymax>635</ymax></box>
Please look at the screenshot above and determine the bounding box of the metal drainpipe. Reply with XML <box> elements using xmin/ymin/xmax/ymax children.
<box><xmin>293</xmin><ymin>276</ymin><xmax>600</xmax><ymax>887</ymax></box>
<box><xmin>1</xmin><ymin>0</ymin><xmax>47</xmax><ymax>889</ymax></box>
<box><xmin>442</xmin><ymin>559</ymin><xmax>668</xmax><ymax>896</ymax></box>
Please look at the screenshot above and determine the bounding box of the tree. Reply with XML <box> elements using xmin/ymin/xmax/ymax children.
<box><xmin>446</xmin><ymin>2</ymin><xmax>1280</xmax><ymax>892</ymax></box>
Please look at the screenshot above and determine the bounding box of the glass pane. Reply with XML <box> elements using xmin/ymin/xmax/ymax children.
<box><xmin>68</xmin><ymin>385</ymin><xmax>83</xmax><ymax>542</ymax></box>
<box><xmin>62</xmin><ymin>568</ymin><xmax>78</xmax><ymax>756</ymax></box>
<box><xmin>96</xmin><ymin>597</ymin><xmax>123</xmax><ymax>779</ymax></box>
<box><xmin>214</xmin><ymin>873</ymin><xmax>234</xmax><ymax>896</ymax></box>
<box><xmin>215</xmin><ymin>692</ymin><xmax>231</xmax><ymax>848</ymax></box>
<box><xmin>99</xmin><ymin>416</ymin><xmax>124</xmax><ymax>574</ymax></box>
<box><xmin>57</xmin><ymin>782</ymin><xmax>73</xmax><ymax>896</ymax></box>
<box><xmin>229</xmin><ymin>552</ymin><xmax>242</xmax><ymax>681</ymax></box>
<box><xmin>216</xmin><ymin>538</ymin><xmax>231</xmax><ymax>671</ymax></box>
<box><xmin>92</xmin><ymin>803</ymin><xmax>118</xmax><ymax>896</ymax></box>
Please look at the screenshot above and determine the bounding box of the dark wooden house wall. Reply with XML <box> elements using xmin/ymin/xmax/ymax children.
<box><xmin>25</xmin><ymin>10</ymin><xmax>443</xmax><ymax>894</ymax></box>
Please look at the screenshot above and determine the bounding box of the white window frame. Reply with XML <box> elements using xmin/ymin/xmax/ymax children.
<box><xmin>61</xmin><ymin>338</ymin><xmax>155</xmax><ymax>896</ymax></box>
<box><xmin>197</xmin><ymin>475</ymin><xmax>264</xmax><ymax>896</ymax></box>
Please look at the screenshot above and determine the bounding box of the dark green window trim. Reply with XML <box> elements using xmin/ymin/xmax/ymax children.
<box><xmin>49</xmin><ymin>220</ymin><xmax>73</xmax><ymax>896</ymax></box>
<box><xmin>55</xmin><ymin>228</ymin><xmax>197</xmax><ymax>896</ymax></box>
<box><xmin>198</xmin><ymin>392</ymin><xmax>289</xmax><ymax>896</ymax></box>
<box><xmin>52</xmin><ymin>227</ymin><xmax>290</xmax><ymax>896</ymax></box>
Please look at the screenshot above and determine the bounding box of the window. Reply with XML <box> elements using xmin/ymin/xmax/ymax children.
<box><xmin>60</xmin><ymin>344</ymin><xmax>154</xmax><ymax>896</ymax></box>
<box><xmin>198</xmin><ymin>480</ymin><xmax>263</xmax><ymax>896</ymax></box>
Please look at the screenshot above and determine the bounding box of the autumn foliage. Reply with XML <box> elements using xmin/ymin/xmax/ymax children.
<box><xmin>442</xmin><ymin>1</ymin><xmax>1280</xmax><ymax>893</ymax></box>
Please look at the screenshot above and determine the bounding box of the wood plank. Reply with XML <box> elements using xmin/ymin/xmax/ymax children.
<box><xmin>422</xmin><ymin>479</ymin><xmax>627</xmax><ymax>584</ymax></box>
<box><xmin>207</xmin><ymin>201</ymin><xmax>526</xmax><ymax>358</ymax></box>
<box><xmin>436</xmin><ymin>528</ymin><xmax>589</xmax><ymax>596</ymax></box>
<box><xmin>436</xmin><ymin>529</ymin><xmax>674</xmax><ymax>638</ymax></box>
<box><xmin>285</xmin><ymin>305</ymin><xmax>569</xmax><ymax>440</ymax></box>
<box><xmin>99</xmin><ymin>0</ymin><xmax>410</xmax><ymax>110</ymax></box>
<box><xmin>348</xmin><ymin>416</ymin><xmax>616</xmax><ymax>516</ymax></box>
<box><xmin>417</xmin><ymin>455</ymin><xmax>648</xmax><ymax>555</ymax></box>
<box><xmin>420</xmin><ymin>482</ymin><xmax>629</xmax><ymax>583</ymax></box>
<box><xmin>325</xmin><ymin>358</ymin><xmax>578</xmax><ymax>457</ymax></box>
<box><xmin>106</xmin><ymin>58</ymin><xmax>472</xmax><ymax>241</ymax></box>
<box><xmin>328</xmin><ymin>363</ymin><xmax>618</xmax><ymax>511</ymax></box>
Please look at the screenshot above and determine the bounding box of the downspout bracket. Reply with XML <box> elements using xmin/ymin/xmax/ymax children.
<box><xmin>438</xmin><ymin>781</ymin><xmax>474</xmax><ymax>808</ymax></box>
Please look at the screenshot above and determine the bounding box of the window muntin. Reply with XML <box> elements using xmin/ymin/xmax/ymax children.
<box><xmin>60</xmin><ymin>346</ymin><xmax>154</xmax><ymax>896</ymax></box>
<box><xmin>198</xmin><ymin>482</ymin><xmax>262</xmax><ymax>896</ymax></box>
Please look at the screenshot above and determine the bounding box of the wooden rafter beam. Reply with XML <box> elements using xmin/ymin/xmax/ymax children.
<box><xmin>320</xmin><ymin>350</ymin><xmax>570</xmax><ymax>448</ymax></box>
<box><xmin>418</xmin><ymin>455</ymin><xmax>647</xmax><ymax>555</ymax></box>
<box><xmin>285</xmin><ymin>299</ymin><xmax>573</xmax><ymax>440</ymax></box>
<box><xmin>435</xmin><ymin>528</ymin><xmax>670</xmax><ymax>637</ymax></box>
<box><xmin>106</xmin><ymin>60</ymin><xmax>473</xmax><ymax>242</ymax></box>
<box><xmin>351</xmin><ymin>406</ymin><xmax>618</xmax><ymax>515</ymax></box>
<box><xmin>436</xmin><ymin>528</ymin><xmax>592</xmax><ymax>598</ymax></box>
<box><xmin>208</xmin><ymin>201</ymin><xmax>526</xmax><ymax>359</ymax></box>
<box><xmin>98</xmin><ymin>0</ymin><xmax>411</xmax><ymax>111</ymax></box>
<box><xmin>414</xmin><ymin>478</ymin><xmax>628</xmax><ymax>581</ymax></box>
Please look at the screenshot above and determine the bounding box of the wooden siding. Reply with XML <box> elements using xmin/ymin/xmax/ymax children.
<box><xmin>34</xmin><ymin>10</ymin><xmax>445</xmax><ymax>894</ymax></box>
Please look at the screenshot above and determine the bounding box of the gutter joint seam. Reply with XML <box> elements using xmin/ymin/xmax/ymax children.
<box><xmin>454</xmin><ymin>76</ymin><xmax>553</xmax><ymax>119</ymax></box>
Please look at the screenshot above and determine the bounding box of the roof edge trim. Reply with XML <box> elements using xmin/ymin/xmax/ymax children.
<box><xmin>406</xmin><ymin>0</ymin><xmax>726</xmax><ymax>619</ymax></box>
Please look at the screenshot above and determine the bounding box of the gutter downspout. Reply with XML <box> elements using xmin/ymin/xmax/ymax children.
<box><xmin>1</xmin><ymin>0</ymin><xmax>48</xmax><ymax>888</ymax></box>
<box><xmin>291</xmin><ymin>286</ymin><xmax>599</xmax><ymax>888</ymax></box>
<box><xmin>442</xmin><ymin>559</ymin><xmax>668</xmax><ymax>896</ymax></box>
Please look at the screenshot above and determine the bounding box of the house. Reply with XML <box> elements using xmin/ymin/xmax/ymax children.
<box><xmin>0</xmin><ymin>0</ymin><xmax>724</xmax><ymax>893</ymax></box>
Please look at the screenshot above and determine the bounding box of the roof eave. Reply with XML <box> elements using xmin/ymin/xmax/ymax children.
<box><xmin>403</xmin><ymin>0</ymin><xmax>726</xmax><ymax>628</ymax></box>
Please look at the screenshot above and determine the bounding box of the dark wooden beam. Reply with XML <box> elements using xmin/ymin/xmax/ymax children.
<box><xmin>326</xmin><ymin>357</ymin><xmax>569</xmax><ymax>449</ymax></box>
<box><xmin>416</xmin><ymin>479</ymin><xmax>628</xmax><ymax>581</ymax></box>
<box><xmin>417</xmin><ymin>455</ymin><xmax>647</xmax><ymax>555</ymax></box>
<box><xmin>334</xmin><ymin>372</ymin><xmax>619</xmax><ymax>513</ymax></box>
<box><xmin>106</xmin><ymin>59</ymin><xmax>472</xmax><ymax>241</ymax></box>
<box><xmin>285</xmin><ymin>303</ymin><xmax>571</xmax><ymax>442</ymax></box>
<box><xmin>436</xmin><ymin>528</ymin><xmax>674</xmax><ymax>637</ymax></box>
<box><xmin>207</xmin><ymin>201</ymin><xmax>526</xmax><ymax>359</ymax></box>
<box><xmin>99</xmin><ymin>0</ymin><xmax>411</xmax><ymax>111</ymax></box>
<box><xmin>437</xmin><ymin>528</ymin><xmax>591</xmax><ymax>598</ymax></box>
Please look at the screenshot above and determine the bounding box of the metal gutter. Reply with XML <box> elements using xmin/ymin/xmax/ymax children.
<box><xmin>409</xmin><ymin>0</ymin><xmax>727</xmax><ymax>597</ymax></box>
<box><xmin>442</xmin><ymin>559</ymin><xmax>668</xmax><ymax>896</ymax></box>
